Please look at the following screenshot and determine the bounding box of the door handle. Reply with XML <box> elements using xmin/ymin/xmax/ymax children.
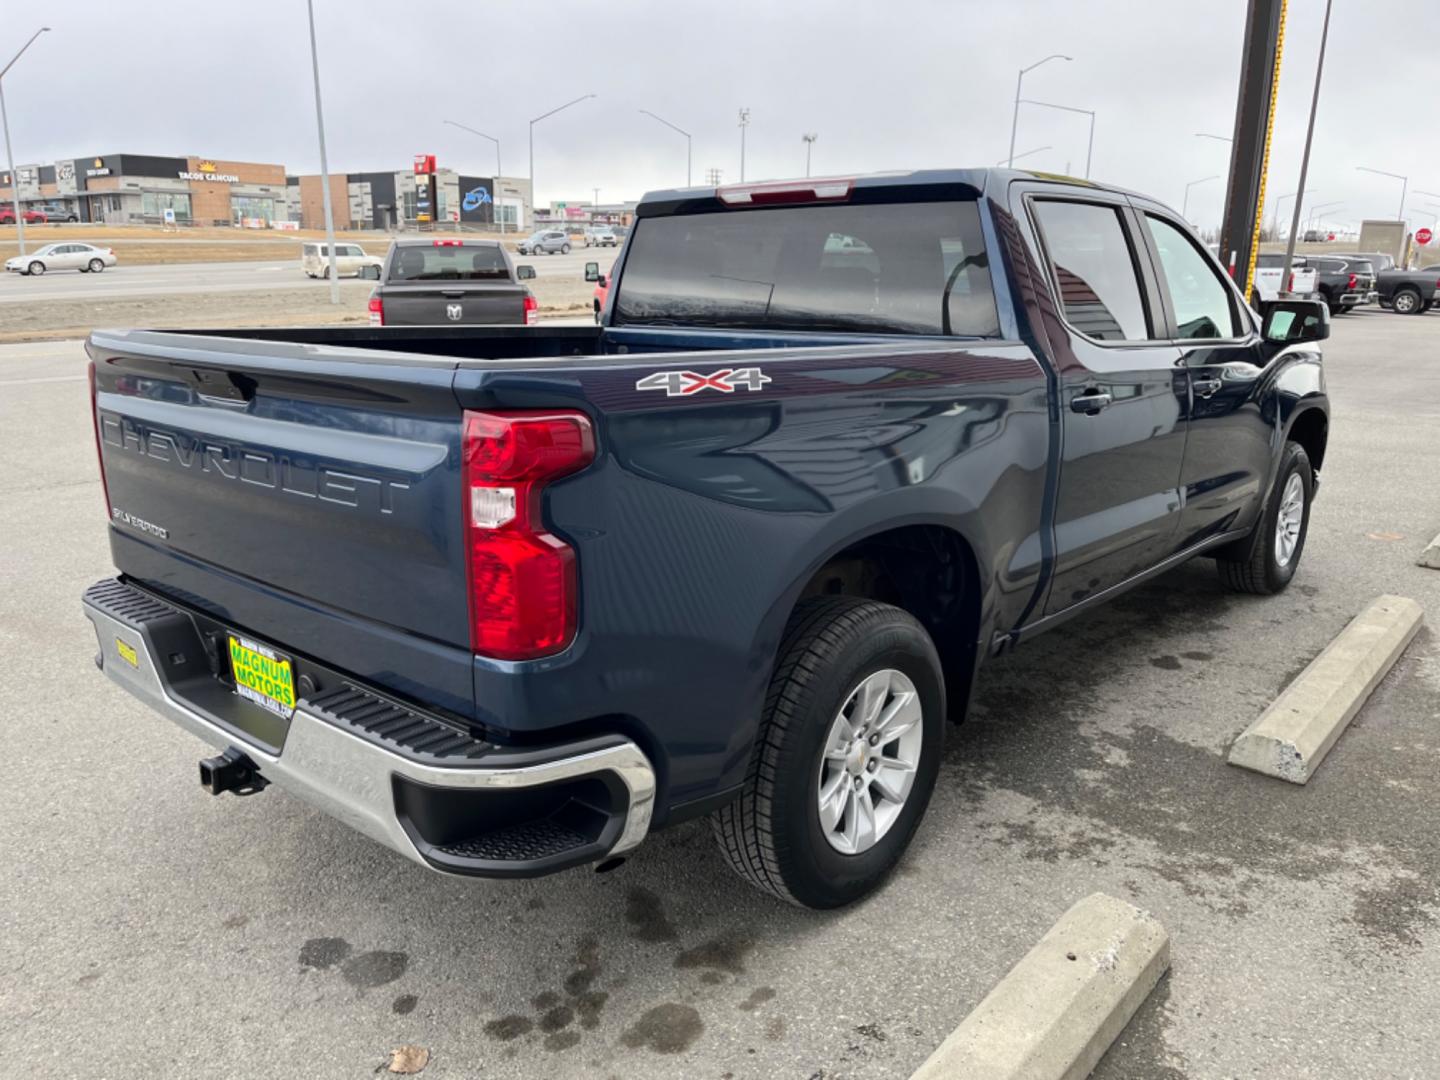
<box><xmin>1069</xmin><ymin>390</ymin><xmax>1112</xmax><ymax>415</ymax></box>
<box><xmin>1192</xmin><ymin>376</ymin><xmax>1223</xmax><ymax>399</ymax></box>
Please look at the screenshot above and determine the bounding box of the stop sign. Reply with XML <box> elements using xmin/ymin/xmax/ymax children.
<box><xmin>1418</xmin><ymin>227</ymin><xmax>1434</xmax><ymax>246</ymax></box>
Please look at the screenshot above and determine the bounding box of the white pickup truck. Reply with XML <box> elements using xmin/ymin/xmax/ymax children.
<box><xmin>1253</xmin><ymin>253</ymin><xmax>1319</xmax><ymax>303</ymax></box>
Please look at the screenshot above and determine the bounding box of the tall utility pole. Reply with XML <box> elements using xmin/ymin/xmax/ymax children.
<box><xmin>802</xmin><ymin>133</ymin><xmax>817</xmax><ymax>178</ymax></box>
<box><xmin>530</xmin><ymin>94</ymin><xmax>596</xmax><ymax>222</ymax></box>
<box><xmin>639</xmin><ymin>109</ymin><xmax>692</xmax><ymax>186</ymax></box>
<box><xmin>592</xmin><ymin>187</ymin><xmax>600</xmax><ymax>208</ymax></box>
<box><xmin>1007</xmin><ymin>53</ymin><xmax>1071</xmax><ymax>167</ymax></box>
<box><xmin>1</xmin><ymin>26</ymin><xmax>50</xmax><ymax>258</ymax></box>
<box><xmin>305</xmin><ymin>0</ymin><xmax>339</xmax><ymax>303</ymax></box>
<box><xmin>1281</xmin><ymin>0</ymin><xmax>1333</xmax><ymax>296</ymax></box>
<box><xmin>738</xmin><ymin>108</ymin><xmax>751</xmax><ymax>181</ymax></box>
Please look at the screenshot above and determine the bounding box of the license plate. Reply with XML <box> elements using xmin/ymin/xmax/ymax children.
<box><xmin>227</xmin><ymin>634</ymin><xmax>296</xmax><ymax>718</ymax></box>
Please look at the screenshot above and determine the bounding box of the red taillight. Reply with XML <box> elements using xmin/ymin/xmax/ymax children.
<box><xmin>433</xmin><ymin>239</ymin><xmax>461</xmax><ymax>247</ymax></box>
<box><xmin>462</xmin><ymin>410</ymin><xmax>595</xmax><ymax>660</ymax></box>
<box><xmin>717</xmin><ymin>177</ymin><xmax>854</xmax><ymax>206</ymax></box>
<box><xmin>1347</xmin><ymin>273</ymin><xmax>1357</xmax><ymax>290</ymax></box>
<box><xmin>88</xmin><ymin>359</ymin><xmax>112</xmax><ymax>515</ymax></box>
<box><xmin>523</xmin><ymin>294</ymin><xmax>538</xmax><ymax>326</ymax></box>
<box><xmin>368</xmin><ymin>295</ymin><xmax>384</xmax><ymax>326</ymax></box>
<box><xmin>1287</xmin><ymin>273</ymin><xmax>1295</xmax><ymax>291</ymax></box>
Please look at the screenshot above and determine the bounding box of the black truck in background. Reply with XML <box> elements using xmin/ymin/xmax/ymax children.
<box><xmin>368</xmin><ymin>238</ymin><xmax>539</xmax><ymax>326</ymax></box>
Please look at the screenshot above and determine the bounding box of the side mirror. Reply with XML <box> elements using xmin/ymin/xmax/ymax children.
<box><xmin>595</xmin><ymin>274</ymin><xmax>607</xmax><ymax>288</ymax></box>
<box><xmin>584</xmin><ymin>261</ymin><xmax>600</xmax><ymax>282</ymax></box>
<box><xmin>1261</xmin><ymin>298</ymin><xmax>1329</xmax><ymax>344</ymax></box>
<box><xmin>516</xmin><ymin>264</ymin><xmax>536</xmax><ymax>281</ymax></box>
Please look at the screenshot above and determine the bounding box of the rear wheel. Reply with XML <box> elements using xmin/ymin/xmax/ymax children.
<box><xmin>88</xmin><ymin>258</ymin><xmax>105</xmax><ymax>273</ymax></box>
<box><xmin>711</xmin><ymin>597</ymin><xmax>944</xmax><ymax>908</ymax></box>
<box><xmin>1215</xmin><ymin>440</ymin><xmax>1313</xmax><ymax>595</ymax></box>
<box><xmin>561</xmin><ymin>243</ymin><xmax>571</xmax><ymax>254</ymax></box>
<box><xmin>1392</xmin><ymin>287</ymin><xmax>1423</xmax><ymax>315</ymax></box>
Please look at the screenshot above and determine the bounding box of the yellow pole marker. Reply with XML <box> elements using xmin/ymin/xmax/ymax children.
<box><xmin>1244</xmin><ymin>0</ymin><xmax>1288</xmax><ymax>300</ymax></box>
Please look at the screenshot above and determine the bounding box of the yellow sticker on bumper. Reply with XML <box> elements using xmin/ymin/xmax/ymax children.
<box><xmin>227</xmin><ymin>634</ymin><xmax>296</xmax><ymax>718</ymax></box>
<box><xmin>115</xmin><ymin>638</ymin><xmax>139</xmax><ymax>668</ymax></box>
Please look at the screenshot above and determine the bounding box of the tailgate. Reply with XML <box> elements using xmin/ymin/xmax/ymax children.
<box><xmin>90</xmin><ymin>332</ymin><xmax>469</xmax><ymax>651</ymax></box>
<box><xmin>381</xmin><ymin>283</ymin><xmax>527</xmax><ymax>326</ymax></box>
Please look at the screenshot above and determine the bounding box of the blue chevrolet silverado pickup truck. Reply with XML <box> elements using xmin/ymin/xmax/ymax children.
<box><xmin>83</xmin><ymin>169</ymin><xmax>1331</xmax><ymax>908</ymax></box>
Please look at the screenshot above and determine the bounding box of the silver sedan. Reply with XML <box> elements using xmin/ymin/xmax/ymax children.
<box><xmin>4</xmin><ymin>242</ymin><xmax>118</xmax><ymax>276</ymax></box>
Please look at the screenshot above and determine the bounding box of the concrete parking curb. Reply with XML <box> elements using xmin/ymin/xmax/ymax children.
<box><xmin>909</xmin><ymin>893</ymin><xmax>1169</xmax><ymax>1080</ymax></box>
<box><xmin>1419</xmin><ymin>532</ymin><xmax>1440</xmax><ymax>570</ymax></box>
<box><xmin>1229</xmin><ymin>594</ymin><xmax>1424</xmax><ymax>784</ymax></box>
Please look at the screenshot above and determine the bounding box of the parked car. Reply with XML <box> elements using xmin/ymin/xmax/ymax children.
<box><xmin>0</xmin><ymin>207</ymin><xmax>48</xmax><ymax>225</ymax></box>
<box><xmin>518</xmin><ymin>229</ymin><xmax>571</xmax><ymax>255</ymax></box>
<box><xmin>301</xmin><ymin>242</ymin><xmax>384</xmax><ymax>280</ymax></box>
<box><xmin>1253</xmin><ymin>253</ymin><xmax>1319</xmax><ymax>303</ymax></box>
<box><xmin>585</xmin><ymin>226</ymin><xmax>619</xmax><ymax>248</ymax></box>
<box><xmin>5</xmin><ymin>242</ymin><xmax>115</xmax><ymax>276</ymax></box>
<box><xmin>36</xmin><ymin>203</ymin><xmax>80</xmax><ymax>222</ymax></box>
<box><xmin>366</xmin><ymin>238</ymin><xmax>537</xmax><ymax>326</ymax></box>
<box><xmin>83</xmin><ymin>168</ymin><xmax>1329</xmax><ymax>908</ymax></box>
<box><xmin>1328</xmin><ymin>251</ymin><xmax>1438</xmax><ymax>315</ymax></box>
<box><xmin>1297</xmin><ymin>255</ymin><xmax>1374</xmax><ymax>314</ymax></box>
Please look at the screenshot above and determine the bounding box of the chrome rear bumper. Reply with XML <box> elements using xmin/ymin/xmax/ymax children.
<box><xmin>83</xmin><ymin>579</ymin><xmax>656</xmax><ymax>877</ymax></box>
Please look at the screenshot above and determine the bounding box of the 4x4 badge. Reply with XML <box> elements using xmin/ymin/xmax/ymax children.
<box><xmin>635</xmin><ymin>367</ymin><xmax>772</xmax><ymax>397</ymax></box>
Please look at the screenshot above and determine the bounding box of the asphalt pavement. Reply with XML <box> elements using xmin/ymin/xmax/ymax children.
<box><xmin>1</xmin><ymin>313</ymin><xmax>1438</xmax><ymax>1079</ymax></box>
<box><xmin>0</xmin><ymin>248</ymin><xmax>616</xmax><ymax>304</ymax></box>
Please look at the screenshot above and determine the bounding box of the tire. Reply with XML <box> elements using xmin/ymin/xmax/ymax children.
<box><xmin>561</xmin><ymin>243</ymin><xmax>571</xmax><ymax>254</ymax></box>
<box><xmin>88</xmin><ymin>259</ymin><xmax>104</xmax><ymax>274</ymax></box>
<box><xmin>322</xmin><ymin>266</ymin><xmax>330</xmax><ymax>280</ymax></box>
<box><xmin>1216</xmin><ymin>440</ymin><xmax>1313</xmax><ymax>595</ymax></box>
<box><xmin>1392</xmin><ymin>287</ymin><xmax>1423</xmax><ymax>315</ymax></box>
<box><xmin>711</xmin><ymin>596</ymin><xmax>944</xmax><ymax>909</ymax></box>
<box><xmin>27</xmin><ymin>261</ymin><xmax>43</xmax><ymax>276</ymax></box>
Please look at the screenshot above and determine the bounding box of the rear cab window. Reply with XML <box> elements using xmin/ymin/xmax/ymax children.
<box><xmin>1031</xmin><ymin>199</ymin><xmax>1150</xmax><ymax>341</ymax></box>
<box><xmin>388</xmin><ymin>245</ymin><xmax>510</xmax><ymax>281</ymax></box>
<box><xmin>613</xmin><ymin>199</ymin><xmax>999</xmax><ymax>337</ymax></box>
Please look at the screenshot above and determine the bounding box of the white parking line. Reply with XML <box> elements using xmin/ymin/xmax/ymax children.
<box><xmin>0</xmin><ymin>374</ymin><xmax>88</xmax><ymax>386</ymax></box>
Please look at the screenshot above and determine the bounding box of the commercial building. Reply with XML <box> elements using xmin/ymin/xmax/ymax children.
<box><xmin>287</xmin><ymin>170</ymin><xmax>533</xmax><ymax>232</ymax></box>
<box><xmin>1</xmin><ymin>154</ymin><xmax>288</xmax><ymax>225</ymax></box>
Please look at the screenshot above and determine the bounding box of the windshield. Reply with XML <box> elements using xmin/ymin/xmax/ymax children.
<box><xmin>613</xmin><ymin>199</ymin><xmax>999</xmax><ymax>336</ymax></box>
<box><xmin>388</xmin><ymin>245</ymin><xmax>510</xmax><ymax>281</ymax></box>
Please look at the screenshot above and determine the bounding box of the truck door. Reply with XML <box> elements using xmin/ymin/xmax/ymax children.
<box><xmin>1023</xmin><ymin>193</ymin><xmax>1188</xmax><ymax>615</ymax></box>
<box><xmin>1130</xmin><ymin>201</ymin><xmax>1275</xmax><ymax>549</ymax></box>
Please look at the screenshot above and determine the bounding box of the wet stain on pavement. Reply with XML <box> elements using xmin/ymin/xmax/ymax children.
<box><xmin>1349</xmin><ymin>872</ymin><xmax>1439</xmax><ymax>951</ymax></box>
<box><xmin>485</xmin><ymin>1015</ymin><xmax>535</xmax><ymax>1041</ymax></box>
<box><xmin>392</xmin><ymin>994</ymin><xmax>418</xmax><ymax>1015</ymax></box>
<box><xmin>619</xmin><ymin>1003</ymin><xmax>704</xmax><ymax>1054</ymax></box>
<box><xmin>539</xmin><ymin>1004</ymin><xmax>575</xmax><ymax>1033</ymax></box>
<box><xmin>1150</xmin><ymin>655</ymin><xmax>1183</xmax><ymax>671</ymax></box>
<box><xmin>340</xmin><ymin>950</ymin><xmax>408</xmax><ymax>989</ymax></box>
<box><xmin>544</xmin><ymin>1030</ymin><xmax>582</xmax><ymax>1052</ymax></box>
<box><xmin>674</xmin><ymin>932</ymin><xmax>756</xmax><ymax>975</ymax></box>
<box><xmin>532</xmin><ymin>990</ymin><xmax>561</xmax><ymax>1010</ymax></box>
<box><xmin>738</xmin><ymin>986</ymin><xmax>775</xmax><ymax>1012</ymax></box>
<box><xmin>625</xmin><ymin>886</ymin><xmax>679</xmax><ymax>943</ymax></box>
<box><xmin>564</xmin><ymin>936</ymin><xmax>602</xmax><ymax>995</ymax></box>
<box><xmin>299</xmin><ymin>937</ymin><xmax>352</xmax><ymax>970</ymax></box>
<box><xmin>223</xmin><ymin>914</ymin><xmax>249</xmax><ymax>930</ymax></box>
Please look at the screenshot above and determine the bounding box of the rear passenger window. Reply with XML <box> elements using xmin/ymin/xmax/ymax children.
<box><xmin>1033</xmin><ymin>201</ymin><xmax>1149</xmax><ymax>341</ymax></box>
<box><xmin>1144</xmin><ymin>215</ymin><xmax>1239</xmax><ymax>339</ymax></box>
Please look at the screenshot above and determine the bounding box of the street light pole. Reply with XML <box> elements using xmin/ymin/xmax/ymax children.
<box><xmin>304</xmin><ymin>0</ymin><xmax>339</xmax><ymax>304</ymax></box>
<box><xmin>1182</xmin><ymin>175</ymin><xmax>1220</xmax><ymax>222</ymax></box>
<box><xmin>1007</xmin><ymin>53</ymin><xmax>1071</xmax><ymax>168</ymax></box>
<box><xmin>530</xmin><ymin>93</ymin><xmax>597</xmax><ymax>227</ymax></box>
<box><xmin>1018</xmin><ymin>98</ymin><xmax>1095</xmax><ymax>177</ymax></box>
<box><xmin>1357</xmin><ymin>165</ymin><xmax>1408</xmax><ymax>222</ymax></box>
<box><xmin>738</xmin><ymin>108</ymin><xmax>751</xmax><ymax>181</ymax></box>
<box><xmin>1281</xmin><ymin>0</ymin><xmax>1332</xmax><ymax>295</ymax></box>
<box><xmin>802</xmin><ymin>133</ymin><xmax>817</xmax><ymax>178</ymax></box>
<box><xmin>638</xmin><ymin>109</ymin><xmax>692</xmax><ymax>186</ymax></box>
<box><xmin>443</xmin><ymin>120</ymin><xmax>504</xmax><ymax>231</ymax></box>
<box><xmin>1271</xmin><ymin>190</ymin><xmax>1315</xmax><ymax>240</ymax></box>
<box><xmin>1</xmin><ymin>26</ymin><xmax>50</xmax><ymax>258</ymax></box>
<box><xmin>996</xmin><ymin>146</ymin><xmax>1051</xmax><ymax>167</ymax></box>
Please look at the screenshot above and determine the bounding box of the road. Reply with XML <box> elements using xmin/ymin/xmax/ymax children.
<box><xmin>2</xmin><ymin>313</ymin><xmax>1438</xmax><ymax>1079</ymax></box>
<box><xmin>0</xmin><ymin>248</ymin><xmax>617</xmax><ymax>304</ymax></box>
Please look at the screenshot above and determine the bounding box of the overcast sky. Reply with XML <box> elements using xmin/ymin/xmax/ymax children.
<box><xmin>6</xmin><ymin>0</ymin><xmax>1439</xmax><ymax>230</ymax></box>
